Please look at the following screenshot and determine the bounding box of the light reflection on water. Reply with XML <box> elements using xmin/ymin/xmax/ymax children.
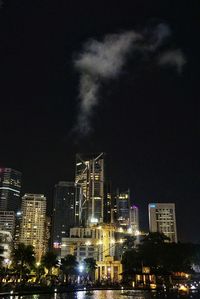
<box><xmin>5</xmin><ymin>290</ymin><xmax>200</xmax><ymax>299</ymax></box>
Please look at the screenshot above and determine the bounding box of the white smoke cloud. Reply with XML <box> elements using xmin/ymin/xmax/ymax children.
<box><xmin>74</xmin><ymin>24</ymin><xmax>186</xmax><ymax>135</ymax></box>
<box><xmin>74</xmin><ymin>31</ymin><xmax>142</xmax><ymax>134</ymax></box>
<box><xmin>158</xmin><ymin>49</ymin><xmax>186</xmax><ymax>73</ymax></box>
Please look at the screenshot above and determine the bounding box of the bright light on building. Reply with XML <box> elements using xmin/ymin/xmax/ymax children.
<box><xmin>91</xmin><ymin>217</ymin><xmax>98</xmax><ymax>223</ymax></box>
<box><xmin>127</xmin><ymin>227</ymin><xmax>133</xmax><ymax>234</ymax></box>
<box><xmin>85</xmin><ymin>241</ymin><xmax>91</xmax><ymax>246</ymax></box>
<box><xmin>79</xmin><ymin>263</ymin><xmax>84</xmax><ymax>273</ymax></box>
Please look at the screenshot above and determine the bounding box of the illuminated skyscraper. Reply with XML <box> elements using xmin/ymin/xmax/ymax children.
<box><xmin>130</xmin><ymin>205</ymin><xmax>139</xmax><ymax>234</ymax></box>
<box><xmin>0</xmin><ymin>168</ymin><xmax>21</xmax><ymax>211</ymax></box>
<box><xmin>116</xmin><ymin>189</ymin><xmax>130</xmax><ymax>227</ymax></box>
<box><xmin>148</xmin><ymin>203</ymin><xmax>177</xmax><ymax>243</ymax></box>
<box><xmin>20</xmin><ymin>194</ymin><xmax>46</xmax><ymax>262</ymax></box>
<box><xmin>75</xmin><ymin>153</ymin><xmax>105</xmax><ymax>225</ymax></box>
<box><xmin>52</xmin><ymin>181</ymin><xmax>81</xmax><ymax>253</ymax></box>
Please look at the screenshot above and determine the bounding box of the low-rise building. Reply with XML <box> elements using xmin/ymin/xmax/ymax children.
<box><xmin>61</xmin><ymin>224</ymin><xmax>122</xmax><ymax>282</ymax></box>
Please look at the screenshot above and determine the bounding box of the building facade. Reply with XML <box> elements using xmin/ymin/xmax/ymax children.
<box><xmin>103</xmin><ymin>183</ymin><xmax>112</xmax><ymax>223</ymax></box>
<box><xmin>61</xmin><ymin>224</ymin><xmax>116</xmax><ymax>262</ymax></box>
<box><xmin>13</xmin><ymin>211</ymin><xmax>22</xmax><ymax>247</ymax></box>
<box><xmin>148</xmin><ymin>203</ymin><xmax>177</xmax><ymax>243</ymax></box>
<box><xmin>0</xmin><ymin>211</ymin><xmax>15</xmax><ymax>237</ymax></box>
<box><xmin>20</xmin><ymin>194</ymin><xmax>47</xmax><ymax>261</ymax></box>
<box><xmin>61</xmin><ymin>224</ymin><xmax>122</xmax><ymax>282</ymax></box>
<box><xmin>116</xmin><ymin>189</ymin><xmax>130</xmax><ymax>227</ymax></box>
<box><xmin>75</xmin><ymin>153</ymin><xmax>105</xmax><ymax>225</ymax></box>
<box><xmin>0</xmin><ymin>230</ymin><xmax>12</xmax><ymax>261</ymax></box>
<box><xmin>52</xmin><ymin>181</ymin><xmax>79</xmax><ymax>253</ymax></box>
<box><xmin>130</xmin><ymin>205</ymin><xmax>139</xmax><ymax>235</ymax></box>
<box><xmin>0</xmin><ymin>168</ymin><xmax>21</xmax><ymax>211</ymax></box>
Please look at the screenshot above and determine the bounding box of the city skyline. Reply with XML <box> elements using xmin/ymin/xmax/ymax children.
<box><xmin>0</xmin><ymin>1</ymin><xmax>199</xmax><ymax>243</ymax></box>
<box><xmin>0</xmin><ymin>159</ymin><xmax>177</xmax><ymax>244</ymax></box>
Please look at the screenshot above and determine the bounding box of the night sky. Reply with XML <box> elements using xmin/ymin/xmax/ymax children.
<box><xmin>0</xmin><ymin>0</ymin><xmax>200</xmax><ymax>242</ymax></box>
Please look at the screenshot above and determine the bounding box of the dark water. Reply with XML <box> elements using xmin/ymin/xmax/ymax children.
<box><xmin>5</xmin><ymin>290</ymin><xmax>200</xmax><ymax>299</ymax></box>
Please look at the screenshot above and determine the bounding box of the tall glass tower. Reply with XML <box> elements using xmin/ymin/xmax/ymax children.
<box><xmin>116</xmin><ymin>189</ymin><xmax>130</xmax><ymax>227</ymax></box>
<box><xmin>52</xmin><ymin>181</ymin><xmax>80</xmax><ymax>253</ymax></box>
<box><xmin>75</xmin><ymin>153</ymin><xmax>105</xmax><ymax>225</ymax></box>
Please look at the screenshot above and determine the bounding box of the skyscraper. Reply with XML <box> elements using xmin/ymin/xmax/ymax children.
<box><xmin>116</xmin><ymin>189</ymin><xmax>130</xmax><ymax>227</ymax></box>
<box><xmin>0</xmin><ymin>168</ymin><xmax>21</xmax><ymax>211</ymax></box>
<box><xmin>75</xmin><ymin>153</ymin><xmax>105</xmax><ymax>225</ymax></box>
<box><xmin>103</xmin><ymin>182</ymin><xmax>112</xmax><ymax>223</ymax></box>
<box><xmin>52</xmin><ymin>181</ymin><xmax>79</xmax><ymax>253</ymax></box>
<box><xmin>130</xmin><ymin>205</ymin><xmax>139</xmax><ymax>234</ymax></box>
<box><xmin>148</xmin><ymin>203</ymin><xmax>177</xmax><ymax>243</ymax></box>
<box><xmin>0</xmin><ymin>211</ymin><xmax>15</xmax><ymax>236</ymax></box>
<box><xmin>20</xmin><ymin>194</ymin><xmax>47</xmax><ymax>262</ymax></box>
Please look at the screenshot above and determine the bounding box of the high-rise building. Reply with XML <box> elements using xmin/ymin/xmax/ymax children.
<box><xmin>0</xmin><ymin>168</ymin><xmax>21</xmax><ymax>211</ymax></box>
<box><xmin>52</xmin><ymin>181</ymin><xmax>79</xmax><ymax>253</ymax></box>
<box><xmin>148</xmin><ymin>203</ymin><xmax>177</xmax><ymax>243</ymax></box>
<box><xmin>103</xmin><ymin>182</ymin><xmax>112</xmax><ymax>223</ymax></box>
<box><xmin>130</xmin><ymin>205</ymin><xmax>139</xmax><ymax>235</ymax></box>
<box><xmin>20</xmin><ymin>194</ymin><xmax>47</xmax><ymax>262</ymax></box>
<box><xmin>75</xmin><ymin>153</ymin><xmax>105</xmax><ymax>225</ymax></box>
<box><xmin>116</xmin><ymin>189</ymin><xmax>130</xmax><ymax>227</ymax></box>
<box><xmin>13</xmin><ymin>211</ymin><xmax>22</xmax><ymax>247</ymax></box>
<box><xmin>44</xmin><ymin>216</ymin><xmax>51</xmax><ymax>254</ymax></box>
<box><xmin>104</xmin><ymin>192</ymin><xmax>112</xmax><ymax>223</ymax></box>
<box><xmin>0</xmin><ymin>211</ymin><xmax>15</xmax><ymax>237</ymax></box>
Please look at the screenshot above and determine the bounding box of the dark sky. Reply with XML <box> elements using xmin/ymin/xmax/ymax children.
<box><xmin>0</xmin><ymin>0</ymin><xmax>200</xmax><ymax>242</ymax></box>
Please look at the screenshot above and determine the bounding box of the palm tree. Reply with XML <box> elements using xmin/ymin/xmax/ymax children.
<box><xmin>34</xmin><ymin>264</ymin><xmax>45</xmax><ymax>283</ymax></box>
<box><xmin>41</xmin><ymin>251</ymin><xmax>58</xmax><ymax>275</ymax></box>
<box><xmin>12</xmin><ymin>243</ymin><xmax>35</xmax><ymax>280</ymax></box>
<box><xmin>60</xmin><ymin>255</ymin><xmax>78</xmax><ymax>283</ymax></box>
<box><xmin>83</xmin><ymin>258</ymin><xmax>97</xmax><ymax>282</ymax></box>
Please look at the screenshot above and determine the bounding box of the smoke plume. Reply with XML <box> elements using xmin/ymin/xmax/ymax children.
<box><xmin>74</xmin><ymin>24</ymin><xmax>186</xmax><ymax>135</ymax></box>
<box><xmin>158</xmin><ymin>49</ymin><xmax>186</xmax><ymax>73</ymax></box>
<box><xmin>74</xmin><ymin>31</ymin><xmax>142</xmax><ymax>134</ymax></box>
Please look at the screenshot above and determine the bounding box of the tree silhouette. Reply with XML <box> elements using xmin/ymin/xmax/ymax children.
<box><xmin>83</xmin><ymin>258</ymin><xmax>97</xmax><ymax>281</ymax></box>
<box><xmin>60</xmin><ymin>255</ymin><xmax>78</xmax><ymax>283</ymax></box>
<box><xmin>12</xmin><ymin>243</ymin><xmax>35</xmax><ymax>279</ymax></box>
<box><xmin>41</xmin><ymin>251</ymin><xmax>58</xmax><ymax>275</ymax></box>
